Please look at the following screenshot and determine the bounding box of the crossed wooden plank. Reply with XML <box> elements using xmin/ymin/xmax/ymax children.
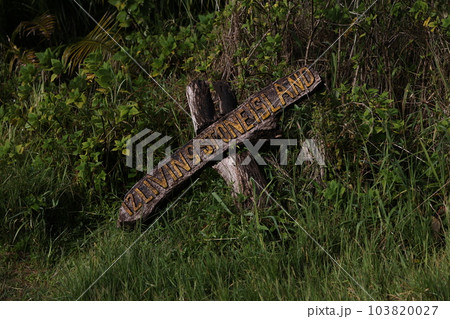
<box><xmin>118</xmin><ymin>67</ymin><xmax>322</xmax><ymax>226</ymax></box>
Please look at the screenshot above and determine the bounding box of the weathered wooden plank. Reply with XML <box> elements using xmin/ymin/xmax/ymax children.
<box><xmin>118</xmin><ymin>67</ymin><xmax>321</xmax><ymax>226</ymax></box>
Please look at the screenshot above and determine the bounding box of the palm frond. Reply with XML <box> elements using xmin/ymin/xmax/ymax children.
<box><xmin>12</xmin><ymin>12</ymin><xmax>56</xmax><ymax>43</ymax></box>
<box><xmin>63</xmin><ymin>11</ymin><xmax>118</xmax><ymax>75</ymax></box>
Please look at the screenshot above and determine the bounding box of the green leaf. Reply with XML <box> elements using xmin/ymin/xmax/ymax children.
<box><xmin>128</xmin><ymin>106</ymin><xmax>139</xmax><ymax>116</ymax></box>
<box><xmin>95</xmin><ymin>63</ymin><xmax>115</xmax><ymax>88</ymax></box>
<box><xmin>51</xmin><ymin>59</ymin><xmax>63</xmax><ymax>75</ymax></box>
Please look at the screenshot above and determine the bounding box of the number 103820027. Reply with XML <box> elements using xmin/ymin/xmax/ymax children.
<box><xmin>368</xmin><ymin>305</ymin><xmax>438</xmax><ymax>316</ymax></box>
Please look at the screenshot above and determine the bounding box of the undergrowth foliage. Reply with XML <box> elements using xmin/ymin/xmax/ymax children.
<box><xmin>0</xmin><ymin>0</ymin><xmax>448</xmax><ymax>300</ymax></box>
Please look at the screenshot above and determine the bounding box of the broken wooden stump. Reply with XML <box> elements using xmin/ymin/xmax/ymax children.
<box><xmin>186</xmin><ymin>79</ymin><xmax>269</xmax><ymax>207</ymax></box>
<box><xmin>118</xmin><ymin>67</ymin><xmax>322</xmax><ymax>226</ymax></box>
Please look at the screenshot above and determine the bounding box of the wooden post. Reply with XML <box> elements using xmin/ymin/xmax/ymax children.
<box><xmin>118</xmin><ymin>67</ymin><xmax>322</xmax><ymax>226</ymax></box>
<box><xmin>186</xmin><ymin>80</ymin><xmax>268</xmax><ymax>207</ymax></box>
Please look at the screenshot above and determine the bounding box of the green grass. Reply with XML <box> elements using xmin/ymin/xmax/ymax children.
<box><xmin>2</xmin><ymin>104</ymin><xmax>449</xmax><ymax>302</ymax></box>
<box><xmin>45</xmin><ymin>156</ymin><xmax>448</xmax><ymax>300</ymax></box>
<box><xmin>1</xmin><ymin>68</ymin><xmax>448</xmax><ymax>301</ymax></box>
<box><xmin>1</xmin><ymin>0</ymin><xmax>449</xmax><ymax>301</ymax></box>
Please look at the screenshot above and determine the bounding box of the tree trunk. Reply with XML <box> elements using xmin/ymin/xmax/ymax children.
<box><xmin>186</xmin><ymin>80</ymin><xmax>271</xmax><ymax>207</ymax></box>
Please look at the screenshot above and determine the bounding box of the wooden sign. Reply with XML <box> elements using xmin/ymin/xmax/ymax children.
<box><xmin>118</xmin><ymin>67</ymin><xmax>322</xmax><ymax>226</ymax></box>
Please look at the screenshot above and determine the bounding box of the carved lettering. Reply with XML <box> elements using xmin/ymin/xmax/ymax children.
<box><xmin>119</xmin><ymin>67</ymin><xmax>322</xmax><ymax>225</ymax></box>
<box><xmin>125</xmin><ymin>193</ymin><xmax>142</xmax><ymax>214</ymax></box>
<box><xmin>261</xmin><ymin>93</ymin><xmax>280</xmax><ymax>113</ymax></box>
<box><xmin>251</xmin><ymin>96</ymin><xmax>271</xmax><ymax>120</ymax></box>
<box><xmin>215</xmin><ymin>123</ymin><xmax>232</xmax><ymax>142</ymax></box>
<box><xmin>224</xmin><ymin>114</ymin><xmax>245</xmax><ymax>137</ymax></box>
<box><xmin>274</xmin><ymin>83</ymin><xmax>295</xmax><ymax>106</ymax></box>
<box><xmin>287</xmin><ymin>73</ymin><xmax>305</xmax><ymax>95</ymax></box>
<box><xmin>299</xmin><ymin>67</ymin><xmax>314</xmax><ymax>87</ymax></box>
<box><xmin>170</xmin><ymin>152</ymin><xmax>191</xmax><ymax>177</ymax></box>
<box><xmin>185</xmin><ymin>144</ymin><xmax>202</xmax><ymax>165</ymax></box>
<box><xmin>148</xmin><ymin>168</ymin><xmax>168</xmax><ymax>189</ymax></box>
<box><xmin>236</xmin><ymin>108</ymin><xmax>255</xmax><ymax>131</ymax></box>
<box><xmin>121</xmin><ymin>202</ymin><xmax>134</xmax><ymax>216</ymax></box>
<box><xmin>201</xmin><ymin>131</ymin><xmax>219</xmax><ymax>152</ymax></box>
<box><xmin>143</xmin><ymin>179</ymin><xmax>159</xmax><ymax>196</ymax></box>
<box><xmin>245</xmin><ymin>103</ymin><xmax>261</xmax><ymax>124</ymax></box>
<box><xmin>163</xmin><ymin>164</ymin><xmax>179</xmax><ymax>181</ymax></box>
<box><xmin>135</xmin><ymin>187</ymin><xmax>153</xmax><ymax>203</ymax></box>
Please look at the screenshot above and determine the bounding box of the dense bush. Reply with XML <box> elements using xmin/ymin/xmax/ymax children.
<box><xmin>0</xmin><ymin>0</ymin><xmax>448</xmax><ymax>300</ymax></box>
